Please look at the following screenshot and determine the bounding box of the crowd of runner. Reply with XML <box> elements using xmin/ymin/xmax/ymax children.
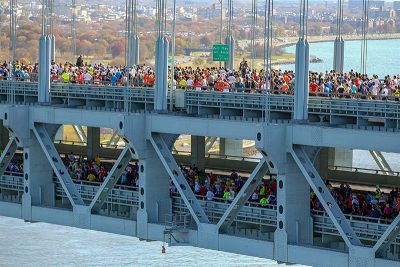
<box><xmin>63</xmin><ymin>152</ymin><xmax>139</xmax><ymax>186</ymax></box>
<box><xmin>3</xmin><ymin>153</ymin><xmax>400</xmax><ymax>222</ymax></box>
<box><xmin>1</xmin><ymin>58</ymin><xmax>400</xmax><ymax>98</ymax></box>
<box><xmin>313</xmin><ymin>182</ymin><xmax>400</xmax><ymax>221</ymax></box>
<box><xmin>170</xmin><ymin>165</ymin><xmax>277</xmax><ymax>206</ymax></box>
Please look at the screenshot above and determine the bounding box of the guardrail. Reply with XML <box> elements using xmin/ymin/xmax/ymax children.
<box><xmin>1</xmin><ymin>80</ymin><xmax>400</xmax><ymax>130</ymax></box>
<box><xmin>313</xmin><ymin>209</ymin><xmax>400</xmax><ymax>246</ymax></box>
<box><xmin>329</xmin><ymin>165</ymin><xmax>400</xmax><ymax>176</ymax></box>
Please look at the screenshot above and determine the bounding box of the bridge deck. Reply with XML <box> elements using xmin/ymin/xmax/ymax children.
<box><xmin>1</xmin><ymin>81</ymin><xmax>400</xmax><ymax>131</ymax></box>
<box><xmin>0</xmin><ymin>173</ymin><xmax>399</xmax><ymax>249</ymax></box>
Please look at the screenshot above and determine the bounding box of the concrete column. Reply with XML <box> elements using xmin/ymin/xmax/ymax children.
<box><xmin>87</xmin><ymin>127</ymin><xmax>100</xmax><ymax>161</ymax></box>
<box><xmin>328</xmin><ymin>148</ymin><xmax>353</xmax><ymax>168</ymax></box>
<box><xmin>314</xmin><ymin>147</ymin><xmax>329</xmax><ymax>179</ymax></box>
<box><xmin>22</xmin><ymin>131</ymin><xmax>55</xmax><ymax>221</ymax></box>
<box><xmin>54</xmin><ymin>125</ymin><xmax>64</xmax><ymax>141</ymax></box>
<box><xmin>348</xmin><ymin>246</ymin><xmax>375</xmax><ymax>267</ymax></box>
<box><xmin>137</xmin><ymin>142</ymin><xmax>172</xmax><ymax>239</ymax></box>
<box><xmin>0</xmin><ymin>120</ymin><xmax>9</xmax><ymax>149</ymax></box>
<box><xmin>220</xmin><ymin>138</ymin><xmax>243</xmax><ymax>158</ymax></box>
<box><xmin>191</xmin><ymin>136</ymin><xmax>205</xmax><ymax>171</ymax></box>
<box><xmin>274</xmin><ymin>154</ymin><xmax>313</xmax><ymax>262</ymax></box>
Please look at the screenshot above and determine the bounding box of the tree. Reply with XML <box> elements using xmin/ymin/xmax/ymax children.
<box><xmin>110</xmin><ymin>41</ymin><xmax>124</xmax><ymax>58</ymax></box>
<box><xmin>199</xmin><ymin>35</ymin><xmax>212</xmax><ymax>47</ymax></box>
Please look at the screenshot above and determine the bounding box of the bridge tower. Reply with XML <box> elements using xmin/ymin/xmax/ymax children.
<box><xmin>154</xmin><ymin>0</ymin><xmax>169</xmax><ymax>112</ymax></box>
<box><xmin>38</xmin><ymin>0</ymin><xmax>51</xmax><ymax>103</ymax></box>
<box><xmin>293</xmin><ymin>0</ymin><xmax>309</xmax><ymax>122</ymax></box>
<box><xmin>333</xmin><ymin>0</ymin><xmax>344</xmax><ymax>73</ymax></box>
<box><xmin>127</xmin><ymin>0</ymin><xmax>140</xmax><ymax>66</ymax></box>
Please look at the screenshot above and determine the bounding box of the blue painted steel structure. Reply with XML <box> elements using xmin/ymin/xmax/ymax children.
<box><xmin>1</xmin><ymin>0</ymin><xmax>399</xmax><ymax>265</ymax></box>
<box><xmin>0</xmin><ymin>80</ymin><xmax>399</xmax><ymax>266</ymax></box>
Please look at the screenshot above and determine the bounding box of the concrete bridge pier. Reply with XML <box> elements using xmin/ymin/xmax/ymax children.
<box><xmin>87</xmin><ymin>127</ymin><xmax>100</xmax><ymax>161</ymax></box>
<box><xmin>220</xmin><ymin>138</ymin><xmax>243</xmax><ymax>158</ymax></box>
<box><xmin>191</xmin><ymin>136</ymin><xmax>205</xmax><ymax>172</ymax></box>
<box><xmin>329</xmin><ymin>148</ymin><xmax>353</xmax><ymax>168</ymax></box>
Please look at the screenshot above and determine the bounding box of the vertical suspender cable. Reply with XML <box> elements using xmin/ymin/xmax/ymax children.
<box><xmin>170</xmin><ymin>0</ymin><xmax>176</xmax><ymax>112</ymax></box>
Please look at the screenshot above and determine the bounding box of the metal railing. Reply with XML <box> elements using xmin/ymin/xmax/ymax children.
<box><xmin>173</xmin><ymin>149</ymin><xmax>260</xmax><ymax>162</ymax></box>
<box><xmin>1</xmin><ymin>80</ymin><xmax>400</xmax><ymax>130</ymax></box>
<box><xmin>313</xmin><ymin>209</ymin><xmax>400</xmax><ymax>246</ymax></box>
<box><xmin>329</xmin><ymin>165</ymin><xmax>400</xmax><ymax>176</ymax></box>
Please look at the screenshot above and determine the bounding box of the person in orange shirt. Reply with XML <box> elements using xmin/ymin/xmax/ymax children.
<box><xmin>309</xmin><ymin>80</ymin><xmax>318</xmax><ymax>95</ymax></box>
<box><xmin>143</xmin><ymin>73</ymin><xmax>149</xmax><ymax>86</ymax></box>
<box><xmin>147</xmin><ymin>71</ymin><xmax>155</xmax><ymax>87</ymax></box>
<box><xmin>284</xmin><ymin>74</ymin><xmax>290</xmax><ymax>84</ymax></box>
<box><xmin>77</xmin><ymin>72</ymin><xmax>84</xmax><ymax>84</ymax></box>
<box><xmin>281</xmin><ymin>82</ymin><xmax>289</xmax><ymax>92</ymax></box>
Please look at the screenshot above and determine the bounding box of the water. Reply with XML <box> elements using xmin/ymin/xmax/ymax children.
<box><xmin>282</xmin><ymin>39</ymin><xmax>400</xmax><ymax>77</ymax></box>
<box><xmin>0</xmin><ymin>216</ymin><xmax>307</xmax><ymax>267</ymax></box>
<box><xmin>353</xmin><ymin>150</ymin><xmax>400</xmax><ymax>172</ymax></box>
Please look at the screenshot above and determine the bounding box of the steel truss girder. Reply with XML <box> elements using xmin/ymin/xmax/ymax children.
<box><xmin>73</xmin><ymin>125</ymin><xmax>87</xmax><ymax>144</ymax></box>
<box><xmin>374</xmin><ymin>213</ymin><xmax>400</xmax><ymax>256</ymax></box>
<box><xmin>205</xmin><ymin>137</ymin><xmax>217</xmax><ymax>153</ymax></box>
<box><xmin>33</xmin><ymin>123</ymin><xmax>85</xmax><ymax>206</ymax></box>
<box><xmin>290</xmin><ymin>145</ymin><xmax>363</xmax><ymax>247</ymax></box>
<box><xmin>217</xmin><ymin>157</ymin><xmax>269</xmax><ymax>232</ymax></box>
<box><xmin>369</xmin><ymin>150</ymin><xmax>394</xmax><ymax>176</ymax></box>
<box><xmin>90</xmin><ymin>146</ymin><xmax>133</xmax><ymax>212</ymax></box>
<box><xmin>107</xmin><ymin>130</ymin><xmax>121</xmax><ymax>146</ymax></box>
<box><xmin>150</xmin><ymin>132</ymin><xmax>209</xmax><ymax>225</ymax></box>
<box><xmin>0</xmin><ymin>137</ymin><xmax>17</xmax><ymax>176</ymax></box>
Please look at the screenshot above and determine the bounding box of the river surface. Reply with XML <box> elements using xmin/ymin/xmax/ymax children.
<box><xmin>282</xmin><ymin>39</ymin><xmax>400</xmax><ymax>77</ymax></box>
<box><xmin>0</xmin><ymin>216</ymin><xmax>307</xmax><ymax>267</ymax></box>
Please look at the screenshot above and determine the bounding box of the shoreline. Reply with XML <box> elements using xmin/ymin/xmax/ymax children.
<box><xmin>270</xmin><ymin>34</ymin><xmax>400</xmax><ymax>65</ymax></box>
<box><xmin>275</xmin><ymin>33</ymin><xmax>400</xmax><ymax>49</ymax></box>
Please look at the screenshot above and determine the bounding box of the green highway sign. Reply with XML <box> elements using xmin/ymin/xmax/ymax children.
<box><xmin>213</xmin><ymin>44</ymin><xmax>229</xmax><ymax>62</ymax></box>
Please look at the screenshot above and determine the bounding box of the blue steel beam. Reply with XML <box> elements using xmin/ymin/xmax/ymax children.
<box><xmin>150</xmin><ymin>132</ymin><xmax>209</xmax><ymax>225</ymax></box>
<box><xmin>90</xmin><ymin>146</ymin><xmax>133</xmax><ymax>212</ymax></box>
<box><xmin>32</xmin><ymin>123</ymin><xmax>85</xmax><ymax>206</ymax></box>
<box><xmin>290</xmin><ymin>145</ymin><xmax>363</xmax><ymax>248</ymax></box>
<box><xmin>217</xmin><ymin>157</ymin><xmax>269</xmax><ymax>232</ymax></box>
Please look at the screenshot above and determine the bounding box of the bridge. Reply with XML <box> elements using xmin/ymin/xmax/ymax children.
<box><xmin>2</xmin><ymin>0</ymin><xmax>400</xmax><ymax>266</ymax></box>
<box><xmin>0</xmin><ymin>79</ymin><xmax>399</xmax><ymax>267</ymax></box>
<box><xmin>183</xmin><ymin>48</ymin><xmax>213</xmax><ymax>56</ymax></box>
